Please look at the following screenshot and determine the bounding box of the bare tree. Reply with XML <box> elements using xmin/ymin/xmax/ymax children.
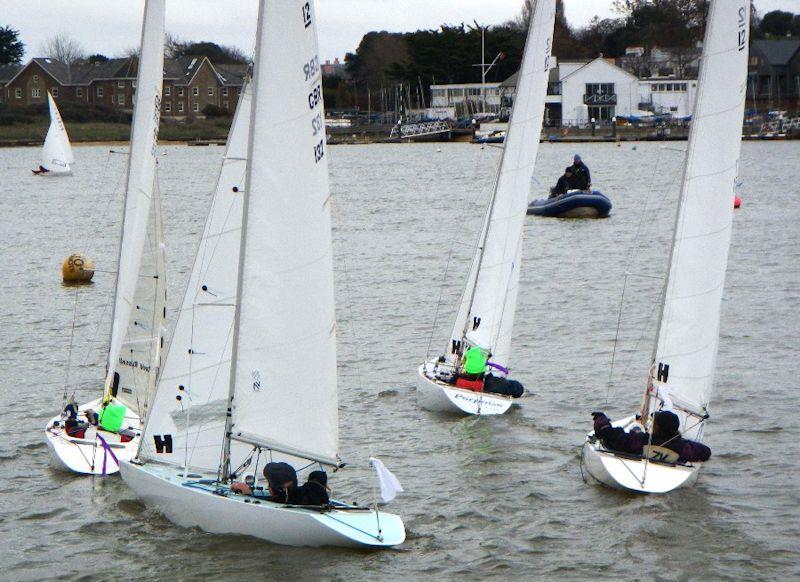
<box><xmin>38</xmin><ymin>33</ymin><xmax>86</xmax><ymax>64</ymax></box>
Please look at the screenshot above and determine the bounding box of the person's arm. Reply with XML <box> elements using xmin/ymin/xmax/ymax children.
<box><xmin>593</xmin><ymin>413</ymin><xmax>647</xmax><ymax>455</ymax></box>
<box><xmin>585</xmin><ymin>166</ymin><xmax>591</xmax><ymax>189</ymax></box>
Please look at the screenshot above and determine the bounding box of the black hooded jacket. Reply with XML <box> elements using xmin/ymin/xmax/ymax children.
<box><xmin>592</xmin><ymin>413</ymin><xmax>711</xmax><ymax>463</ymax></box>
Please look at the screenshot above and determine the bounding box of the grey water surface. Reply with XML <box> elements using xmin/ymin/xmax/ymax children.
<box><xmin>0</xmin><ymin>140</ymin><xmax>797</xmax><ymax>580</ymax></box>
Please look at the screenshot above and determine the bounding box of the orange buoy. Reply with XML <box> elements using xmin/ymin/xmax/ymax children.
<box><xmin>734</xmin><ymin>195</ymin><xmax>742</xmax><ymax>209</ymax></box>
<box><xmin>62</xmin><ymin>254</ymin><xmax>95</xmax><ymax>283</ymax></box>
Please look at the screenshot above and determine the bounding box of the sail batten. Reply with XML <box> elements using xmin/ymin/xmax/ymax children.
<box><xmin>649</xmin><ymin>0</ymin><xmax>749</xmax><ymax>438</ymax></box>
<box><xmin>105</xmin><ymin>0</ymin><xmax>165</xmax><ymax>398</ymax></box>
<box><xmin>448</xmin><ymin>0</ymin><xmax>556</xmax><ymax>369</ymax></box>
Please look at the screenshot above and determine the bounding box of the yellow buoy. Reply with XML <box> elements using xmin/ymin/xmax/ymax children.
<box><xmin>62</xmin><ymin>253</ymin><xmax>95</xmax><ymax>283</ymax></box>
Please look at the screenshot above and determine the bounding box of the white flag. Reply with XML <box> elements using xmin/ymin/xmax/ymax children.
<box><xmin>369</xmin><ymin>457</ymin><xmax>403</xmax><ymax>503</ymax></box>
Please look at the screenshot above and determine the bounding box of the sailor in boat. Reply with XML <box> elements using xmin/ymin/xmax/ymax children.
<box><xmin>444</xmin><ymin>346</ymin><xmax>525</xmax><ymax>398</ymax></box>
<box><xmin>568</xmin><ymin>154</ymin><xmax>591</xmax><ymax>191</ymax></box>
<box><xmin>549</xmin><ymin>166</ymin><xmax>576</xmax><ymax>198</ymax></box>
<box><xmin>591</xmin><ymin>410</ymin><xmax>711</xmax><ymax>463</ymax></box>
<box><xmin>32</xmin><ymin>165</ymin><xmax>50</xmax><ymax>175</ymax></box>
<box><xmin>230</xmin><ymin>462</ymin><xmax>330</xmax><ymax>506</ymax></box>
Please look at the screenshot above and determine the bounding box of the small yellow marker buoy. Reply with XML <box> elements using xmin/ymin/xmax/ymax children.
<box><xmin>62</xmin><ymin>254</ymin><xmax>95</xmax><ymax>283</ymax></box>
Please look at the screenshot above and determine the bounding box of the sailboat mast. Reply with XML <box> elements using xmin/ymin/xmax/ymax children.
<box><xmin>220</xmin><ymin>1</ymin><xmax>264</xmax><ymax>483</ymax></box>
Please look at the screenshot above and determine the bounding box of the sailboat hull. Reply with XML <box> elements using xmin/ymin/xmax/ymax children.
<box><xmin>120</xmin><ymin>461</ymin><xmax>406</xmax><ymax>548</ymax></box>
<box><xmin>34</xmin><ymin>167</ymin><xmax>72</xmax><ymax>177</ymax></box>
<box><xmin>581</xmin><ymin>416</ymin><xmax>701</xmax><ymax>494</ymax></box>
<box><xmin>44</xmin><ymin>397</ymin><xmax>141</xmax><ymax>475</ymax></box>
<box><xmin>416</xmin><ymin>362</ymin><xmax>514</xmax><ymax>415</ymax></box>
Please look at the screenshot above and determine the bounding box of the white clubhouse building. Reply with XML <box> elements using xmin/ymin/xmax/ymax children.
<box><xmin>429</xmin><ymin>56</ymin><xmax>697</xmax><ymax>124</ymax></box>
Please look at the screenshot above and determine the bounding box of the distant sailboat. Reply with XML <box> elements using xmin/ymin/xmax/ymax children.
<box><xmin>34</xmin><ymin>92</ymin><xmax>74</xmax><ymax>176</ymax></box>
<box><xmin>121</xmin><ymin>0</ymin><xmax>405</xmax><ymax>548</ymax></box>
<box><xmin>44</xmin><ymin>0</ymin><xmax>166</xmax><ymax>475</ymax></box>
<box><xmin>416</xmin><ymin>0</ymin><xmax>556</xmax><ymax>415</ymax></box>
<box><xmin>581</xmin><ymin>0</ymin><xmax>750</xmax><ymax>493</ymax></box>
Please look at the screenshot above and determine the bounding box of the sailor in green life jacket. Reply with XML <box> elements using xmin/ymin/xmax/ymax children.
<box><xmin>461</xmin><ymin>346</ymin><xmax>489</xmax><ymax>380</ymax></box>
<box><xmin>457</xmin><ymin>345</ymin><xmax>525</xmax><ymax>398</ymax></box>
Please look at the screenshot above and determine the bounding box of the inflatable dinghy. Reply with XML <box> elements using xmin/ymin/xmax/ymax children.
<box><xmin>527</xmin><ymin>190</ymin><xmax>612</xmax><ymax>218</ymax></box>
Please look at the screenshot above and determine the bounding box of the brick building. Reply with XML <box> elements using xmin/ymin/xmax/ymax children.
<box><xmin>0</xmin><ymin>56</ymin><xmax>248</xmax><ymax>117</ymax></box>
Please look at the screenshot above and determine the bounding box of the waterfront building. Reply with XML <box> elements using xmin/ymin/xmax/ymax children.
<box><xmin>0</xmin><ymin>56</ymin><xmax>247</xmax><ymax>117</ymax></box>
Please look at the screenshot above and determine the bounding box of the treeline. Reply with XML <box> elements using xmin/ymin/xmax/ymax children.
<box><xmin>328</xmin><ymin>0</ymin><xmax>798</xmax><ymax>110</ymax></box>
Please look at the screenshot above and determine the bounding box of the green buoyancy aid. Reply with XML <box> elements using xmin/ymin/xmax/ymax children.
<box><xmin>99</xmin><ymin>403</ymin><xmax>126</xmax><ymax>433</ymax></box>
<box><xmin>463</xmin><ymin>346</ymin><xmax>488</xmax><ymax>375</ymax></box>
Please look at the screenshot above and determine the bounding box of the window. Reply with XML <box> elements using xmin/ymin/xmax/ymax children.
<box><xmin>76</xmin><ymin>87</ymin><xmax>83</xmax><ymax>97</ymax></box>
<box><xmin>32</xmin><ymin>88</ymin><xmax>41</xmax><ymax>98</ymax></box>
<box><xmin>192</xmin><ymin>87</ymin><xmax>199</xmax><ymax>96</ymax></box>
<box><xmin>585</xmin><ymin>83</ymin><xmax>615</xmax><ymax>96</ymax></box>
<box><xmin>208</xmin><ymin>86</ymin><xmax>214</xmax><ymax>96</ymax></box>
<box><xmin>165</xmin><ymin>102</ymin><xmax>171</xmax><ymax>112</ymax></box>
<box><xmin>178</xmin><ymin>101</ymin><xmax>184</xmax><ymax>112</ymax></box>
<box><xmin>117</xmin><ymin>94</ymin><xmax>125</xmax><ymax>105</ymax></box>
<box><xmin>670</xmin><ymin>106</ymin><xmax>678</xmax><ymax>112</ymax></box>
<box><xmin>117</xmin><ymin>80</ymin><xmax>125</xmax><ymax>88</ymax></box>
<box><xmin>222</xmin><ymin>87</ymin><xmax>228</xmax><ymax>96</ymax></box>
<box><xmin>14</xmin><ymin>88</ymin><xmax>21</xmax><ymax>99</ymax></box>
<box><xmin>33</xmin><ymin>74</ymin><xmax>39</xmax><ymax>83</ymax></box>
<box><xmin>97</xmin><ymin>86</ymin><xmax>104</xmax><ymax>97</ymax></box>
<box><xmin>177</xmin><ymin>87</ymin><xmax>184</xmax><ymax>96</ymax></box>
<box><xmin>51</xmin><ymin>87</ymin><xmax>59</xmax><ymax>98</ymax></box>
<box><xmin>164</xmin><ymin>86</ymin><xmax>171</xmax><ymax>96</ymax></box>
<box><xmin>193</xmin><ymin>102</ymin><xmax>199</xmax><ymax>112</ymax></box>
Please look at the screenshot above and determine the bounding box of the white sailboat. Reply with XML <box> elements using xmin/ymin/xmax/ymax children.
<box><xmin>581</xmin><ymin>0</ymin><xmax>750</xmax><ymax>493</ymax></box>
<box><xmin>44</xmin><ymin>0</ymin><xmax>166</xmax><ymax>475</ymax></box>
<box><xmin>34</xmin><ymin>92</ymin><xmax>74</xmax><ymax>176</ymax></box>
<box><xmin>416</xmin><ymin>0</ymin><xmax>556</xmax><ymax>415</ymax></box>
<box><xmin>121</xmin><ymin>0</ymin><xmax>405</xmax><ymax>548</ymax></box>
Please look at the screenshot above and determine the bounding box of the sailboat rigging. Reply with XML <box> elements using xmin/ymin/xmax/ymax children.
<box><xmin>44</xmin><ymin>0</ymin><xmax>166</xmax><ymax>475</ymax></box>
<box><xmin>121</xmin><ymin>0</ymin><xmax>405</xmax><ymax>548</ymax></box>
<box><xmin>416</xmin><ymin>0</ymin><xmax>556</xmax><ymax>416</ymax></box>
<box><xmin>581</xmin><ymin>0</ymin><xmax>750</xmax><ymax>493</ymax></box>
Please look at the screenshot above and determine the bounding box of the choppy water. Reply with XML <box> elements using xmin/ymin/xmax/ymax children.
<box><xmin>0</xmin><ymin>140</ymin><xmax>798</xmax><ymax>580</ymax></box>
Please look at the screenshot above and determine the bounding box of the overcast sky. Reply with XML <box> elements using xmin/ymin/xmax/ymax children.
<box><xmin>6</xmin><ymin>0</ymin><xmax>798</xmax><ymax>63</ymax></box>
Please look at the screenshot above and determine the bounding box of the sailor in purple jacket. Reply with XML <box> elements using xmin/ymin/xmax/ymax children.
<box><xmin>592</xmin><ymin>410</ymin><xmax>711</xmax><ymax>463</ymax></box>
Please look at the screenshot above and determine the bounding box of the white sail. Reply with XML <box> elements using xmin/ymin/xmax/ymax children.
<box><xmin>105</xmin><ymin>0</ymin><xmax>165</xmax><ymax>397</ymax></box>
<box><xmin>649</xmin><ymin>0</ymin><xmax>749</xmax><ymax>436</ymax></box>
<box><xmin>116</xmin><ymin>177</ymin><xmax>166</xmax><ymax>418</ymax></box>
<box><xmin>449</xmin><ymin>0</ymin><xmax>555</xmax><ymax>369</ymax></box>
<box><xmin>41</xmin><ymin>92</ymin><xmax>74</xmax><ymax>173</ymax></box>
<box><xmin>139</xmin><ymin>82</ymin><xmax>251</xmax><ymax>471</ymax></box>
<box><xmin>228</xmin><ymin>0</ymin><xmax>338</xmax><ymax>467</ymax></box>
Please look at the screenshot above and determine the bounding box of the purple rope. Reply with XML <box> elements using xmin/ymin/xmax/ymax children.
<box><xmin>96</xmin><ymin>434</ymin><xmax>119</xmax><ymax>475</ymax></box>
<box><xmin>487</xmin><ymin>361</ymin><xmax>509</xmax><ymax>374</ymax></box>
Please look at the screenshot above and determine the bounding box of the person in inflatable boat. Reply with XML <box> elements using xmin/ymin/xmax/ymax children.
<box><xmin>592</xmin><ymin>410</ymin><xmax>710</xmax><ymax>463</ymax></box>
<box><xmin>550</xmin><ymin>167</ymin><xmax>576</xmax><ymax>198</ymax></box>
<box><xmin>569</xmin><ymin>154</ymin><xmax>591</xmax><ymax>191</ymax></box>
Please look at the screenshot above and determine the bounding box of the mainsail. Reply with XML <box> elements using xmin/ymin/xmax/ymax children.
<box><xmin>226</xmin><ymin>0</ymin><xmax>339</xmax><ymax>468</ymax></box>
<box><xmin>104</xmin><ymin>0</ymin><xmax>165</xmax><ymax>398</ymax></box>
<box><xmin>449</xmin><ymin>0</ymin><xmax>555</xmax><ymax>369</ymax></box>
<box><xmin>140</xmin><ymin>82</ymin><xmax>251</xmax><ymax>471</ymax></box>
<box><xmin>115</xmin><ymin>179</ymin><xmax>166</xmax><ymax>419</ymax></box>
<box><xmin>648</xmin><ymin>0</ymin><xmax>749</xmax><ymax>438</ymax></box>
<box><xmin>41</xmin><ymin>92</ymin><xmax>74</xmax><ymax>173</ymax></box>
